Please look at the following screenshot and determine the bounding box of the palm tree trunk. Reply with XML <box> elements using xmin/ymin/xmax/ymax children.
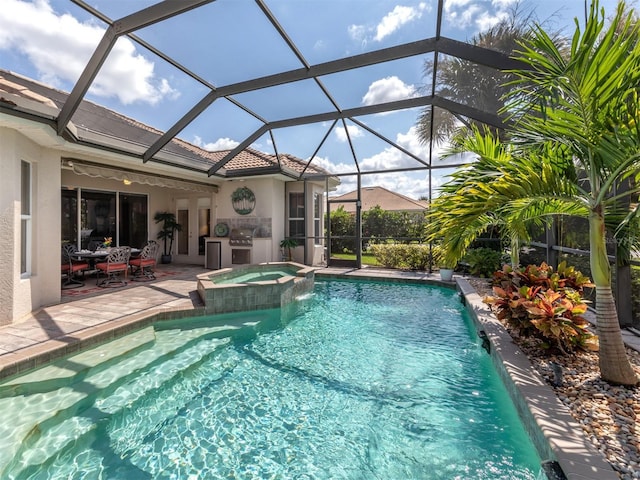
<box><xmin>589</xmin><ymin>209</ymin><xmax>638</xmax><ymax>385</ymax></box>
<box><xmin>510</xmin><ymin>235</ymin><xmax>519</xmax><ymax>268</ymax></box>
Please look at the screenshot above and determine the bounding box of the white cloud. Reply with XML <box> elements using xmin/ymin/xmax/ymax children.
<box><xmin>313</xmin><ymin>126</ymin><xmax>478</xmax><ymax>199</ymax></box>
<box><xmin>491</xmin><ymin>0</ymin><xmax>517</xmax><ymax>8</ymax></box>
<box><xmin>444</xmin><ymin>0</ymin><xmax>474</xmax><ymax>11</ymax></box>
<box><xmin>348</xmin><ymin>24</ymin><xmax>367</xmax><ymax>43</ymax></box>
<box><xmin>358</xmin><ymin>125</ymin><xmax>427</xmax><ymax>171</ymax></box>
<box><xmin>445</xmin><ymin>0</ymin><xmax>516</xmax><ymax>33</ymax></box>
<box><xmin>448</xmin><ymin>3</ymin><xmax>483</xmax><ymax>29</ymax></box>
<box><xmin>309</xmin><ymin>155</ymin><xmax>355</xmax><ymax>176</ymax></box>
<box><xmin>335</xmin><ymin>125</ymin><xmax>364</xmax><ymax>143</ymax></box>
<box><xmin>375</xmin><ymin>3</ymin><xmax>429</xmax><ymax>42</ymax></box>
<box><xmin>475</xmin><ymin>9</ymin><xmax>508</xmax><ymax>31</ymax></box>
<box><xmin>362</xmin><ymin>76</ymin><xmax>417</xmax><ymax>106</ymax></box>
<box><xmin>193</xmin><ymin>136</ymin><xmax>239</xmax><ymax>151</ymax></box>
<box><xmin>349</xmin><ymin>3</ymin><xmax>430</xmax><ymax>46</ymax></box>
<box><xmin>0</xmin><ymin>0</ymin><xmax>176</xmax><ymax>105</ymax></box>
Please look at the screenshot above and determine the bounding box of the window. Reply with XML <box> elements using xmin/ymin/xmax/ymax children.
<box><xmin>313</xmin><ymin>192</ymin><xmax>322</xmax><ymax>245</ymax></box>
<box><xmin>198</xmin><ymin>198</ymin><xmax>211</xmax><ymax>255</ymax></box>
<box><xmin>61</xmin><ymin>188</ymin><xmax>148</xmax><ymax>249</ymax></box>
<box><xmin>119</xmin><ymin>194</ymin><xmax>148</xmax><ymax>248</ymax></box>
<box><xmin>61</xmin><ymin>188</ymin><xmax>78</xmax><ymax>246</ymax></box>
<box><xmin>288</xmin><ymin>192</ymin><xmax>305</xmax><ymax>238</ymax></box>
<box><xmin>81</xmin><ymin>190</ymin><xmax>116</xmax><ymax>249</ymax></box>
<box><xmin>21</xmin><ymin>161</ymin><xmax>32</xmax><ymax>276</ymax></box>
<box><xmin>177</xmin><ymin>208</ymin><xmax>189</xmax><ymax>255</ymax></box>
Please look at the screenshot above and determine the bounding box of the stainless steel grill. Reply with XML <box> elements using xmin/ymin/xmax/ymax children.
<box><xmin>229</xmin><ymin>228</ymin><xmax>253</xmax><ymax>247</ymax></box>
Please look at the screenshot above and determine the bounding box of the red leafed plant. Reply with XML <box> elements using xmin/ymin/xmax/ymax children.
<box><xmin>485</xmin><ymin>261</ymin><xmax>597</xmax><ymax>353</ymax></box>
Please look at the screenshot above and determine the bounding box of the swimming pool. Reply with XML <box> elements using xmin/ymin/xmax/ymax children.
<box><xmin>0</xmin><ymin>279</ymin><xmax>544</xmax><ymax>479</ymax></box>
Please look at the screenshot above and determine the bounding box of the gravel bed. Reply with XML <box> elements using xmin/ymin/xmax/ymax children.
<box><xmin>465</xmin><ymin>277</ymin><xmax>640</xmax><ymax>480</ymax></box>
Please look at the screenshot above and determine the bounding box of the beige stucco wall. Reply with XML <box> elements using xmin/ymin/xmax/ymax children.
<box><xmin>0</xmin><ymin>128</ymin><xmax>61</xmax><ymax>325</ymax></box>
<box><xmin>215</xmin><ymin>179</ymin><xmax>285</xmax><ymax>268</ymax></box>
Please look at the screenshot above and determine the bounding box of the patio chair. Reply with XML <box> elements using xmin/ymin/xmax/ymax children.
<box><xmin>61</xmin><ymin>244</ymin><xmax>90</xmax><ymax>289</ymax></box>
<box><xmin>130</xmin><ymin>240</ymin><xmax>160</xmax><ymax>281</ymax></box>
<box><xmin>96</xmin><ymin>246</ymin><xmax>131</xmax><ymax>287</ymax></box>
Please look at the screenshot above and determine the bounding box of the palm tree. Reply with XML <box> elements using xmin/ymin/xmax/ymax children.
<box><xmin>426</xmin><ymin>128</ymin><xmax>581</xmax><ymax>268</ymax></box>
<box><xmin>416</xmin><ymin>9</ymin><xmax>536</xmax><ymax>145</ymax></box>
<box><xmin>432</xmin><ymin>1</ymin><xmax>640</xmax><ymax>385</ymax></box>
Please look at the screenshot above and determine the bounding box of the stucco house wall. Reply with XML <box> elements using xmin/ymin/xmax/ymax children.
<box><xmin>1</xmin><ymin>128</ymin><xmax>61</xmax><ymax>325</ymax></box>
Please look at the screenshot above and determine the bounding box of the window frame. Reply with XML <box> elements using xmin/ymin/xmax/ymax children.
<box><xmin>20</xmin><ymin>160</ymin><xmax>32</xmax><ymax>277</ymax></box>
<box><xmin>288</xmin><ymin>191</ymin><xmax>305</xmax><ymax>239</ymax></box>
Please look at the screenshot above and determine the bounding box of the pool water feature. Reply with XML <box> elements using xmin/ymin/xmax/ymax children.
<box><xmin>0</xmin><ymin>279</ymin><xmax>545</xmax><ymax>479</ymax></box>
<box><xmin>197</xmin><ymin>262</ymin><xmax>314</xmax><ymax>314</ymax></box>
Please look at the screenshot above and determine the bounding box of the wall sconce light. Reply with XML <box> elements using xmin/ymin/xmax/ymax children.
<box><xmin>123</xmin><ymin>179</ymin><xmax>132</xmax><ymax>186</ymax></box>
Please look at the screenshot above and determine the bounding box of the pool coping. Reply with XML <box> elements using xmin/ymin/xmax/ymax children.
<box><xmin>457</xmin><ymin>277</ymin><xmax>618</xmax><ymax>480</ymax></box>
<box><xmin>0</xmin><ymin>267</ymin><xmax>618</xmax><ymax>479</ymax></box>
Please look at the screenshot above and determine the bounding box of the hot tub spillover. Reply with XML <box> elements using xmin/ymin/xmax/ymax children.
<box><xmin>197</xmin><ymin>262</ymin><xmax>315</xmax><ymax>314</ymax></box>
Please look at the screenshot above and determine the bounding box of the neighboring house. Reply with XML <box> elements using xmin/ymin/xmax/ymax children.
<box><xmin>329</xmin><ymin>186</ymin><xmax>428</xmax><ymax>214</ymax></box>
<box><xmin>0</xmin><ymin>70</ymin><xmax>337</xmax><ymax>325</ymax></box>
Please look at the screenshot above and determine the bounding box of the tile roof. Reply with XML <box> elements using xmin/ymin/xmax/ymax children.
<box><xmin>0</xmin><ymin>69</ymin><xmax>332</xmax><ymax>180</ymax></box>
<box><xmin>330</xmin><ymin>186</ymin><xmax>427</xmax><ymax>213</ymax></box>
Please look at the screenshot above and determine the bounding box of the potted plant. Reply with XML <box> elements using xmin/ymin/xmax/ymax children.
<box><xmin>154</xmin><ymin>212</ymin><xmax>182</xmax><ymax>264</ymax></box>
<box><xmin>439</xmin><ymin>264</ymin><xmax>455</xmax><ymax>282</ymax></box>
<box><xmin>432</xmin><ymin>244</ymin><xmax>456</xmax><ymax>281</ymax></box>
<box><xmin>279</xmin><ymin>238</ymin><xmax>298</xmax><ymax>261</ymax></box>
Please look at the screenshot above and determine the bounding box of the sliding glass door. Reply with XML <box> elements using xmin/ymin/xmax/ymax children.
<box><xmin>61</xmin><ymin>188</ymin><xmax>148</xmax><ymax>249</ymax></box>
<box><xmin>119</xmin><ymin>194</ymin><xmax>148</xmax><ymax>248</ymax></box>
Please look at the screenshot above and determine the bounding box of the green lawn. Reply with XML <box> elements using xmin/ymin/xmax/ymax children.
<box><xmin>330</xmin><ymin>252</ymin><xmax>382</xmax><ymax>266</ymax></box>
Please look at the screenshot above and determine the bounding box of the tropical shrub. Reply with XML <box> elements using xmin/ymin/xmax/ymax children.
<box><xmin>329</xmin><ymin>206</ymin><xmax>356</xmax><ymax>253</ymax></box>
<box><xmin>369</xmin><ymin>244</ymin><xmax>432</xmax><ymax>270</ymax></box>
<box><xmin>462</xmin><ymin>247</ymin><xmax>504</xmax><ymax>277</ymax></box>
<box><xmin>485</xmin><ymin>262</ymin><xmax>597</xmax><ymax>353</ymax></box>
<box><xmin>632</xmin><ymin>266</ymin><xmax>640</xmax><ymax>326</ymax></box>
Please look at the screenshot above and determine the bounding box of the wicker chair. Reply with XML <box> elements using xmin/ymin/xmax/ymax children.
<box><xmin>61</xmin><ymin>244</ymin><xmax>90</xmax><ymax>289</ymax></box>
<box><xmin>96</xmin><ymin>246</ymin><xmax>131</xmax><ymax>287</ymax></box>
<box><xmin>130</xmin><ymin>240</ymin><xmax>160</xmax><ymax>281</ymax></box>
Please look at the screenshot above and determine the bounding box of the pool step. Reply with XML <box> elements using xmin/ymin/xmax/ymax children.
<box><xmin>0</xmin><ymin>326</ymin><xmax>157</xmax><ymax>398</ymax></box>
<box><xmin>0</xmin><ymin>324</ymin><xmax>237</xmax><ymax>478</ymax></box>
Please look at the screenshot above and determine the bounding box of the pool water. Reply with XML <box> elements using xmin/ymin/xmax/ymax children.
<box><xmin>0</xmin><ymin>279</ymin><xmax>543</xmax><ymax>479</ymax></box>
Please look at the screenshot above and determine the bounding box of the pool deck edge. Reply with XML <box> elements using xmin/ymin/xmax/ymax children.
<box><xmin>458</xmin><ymin>277</ymin><xmax>618</xmax><ymax>480</ymax></box>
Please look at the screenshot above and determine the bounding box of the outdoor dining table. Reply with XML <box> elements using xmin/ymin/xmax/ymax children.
<box><xmin>73</xmin><ymin>248</ymin><xmax>141</xmax><ymax>271</ymax></box>
<box><xmin>74</xmin><ymin>248</ymin><xmax>141</xmax><ymax>260</ymax></box>
<box><xmin>73</xmin><ymin>248</ymin><xmax>141</xmax><ymax>288</ymax></box>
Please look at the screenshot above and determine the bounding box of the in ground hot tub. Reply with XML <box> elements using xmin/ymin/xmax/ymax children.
<box><xmin>197</xmin><ymin>262</ymin><xmax>315</xmax><ymax>314</ymax></box>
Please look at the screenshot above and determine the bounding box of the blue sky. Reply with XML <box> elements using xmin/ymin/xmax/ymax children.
<box><xmin>0</xmin><ymin>0</ymin><xmax>625</xmax><ymax>198</ymax></box>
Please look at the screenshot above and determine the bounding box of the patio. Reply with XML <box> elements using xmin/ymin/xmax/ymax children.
<box><xmin>0</xmin><ymin>264</ymin><xmax>209</xmax><ymax>380</ymax></box>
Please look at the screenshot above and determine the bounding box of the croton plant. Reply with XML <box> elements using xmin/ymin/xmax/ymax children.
<box><xmin>485</xmin><ymin>261</ymin><xmax>598</xmax><ymax>354</ymax></box>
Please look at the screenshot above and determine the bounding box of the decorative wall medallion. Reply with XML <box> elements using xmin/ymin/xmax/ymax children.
<box><xmin>231</xmin><ymin>187</ymin><xmax>256</xmax><ymax>215</ymax></box>
<box><xmin>214</xmin><ymin>222</ymin><xmax>229</xmax><ymax>237</ymax></box>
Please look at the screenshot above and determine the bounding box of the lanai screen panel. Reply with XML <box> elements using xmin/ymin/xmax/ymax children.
<box><xmin>0</xmin><ymin>0</ymin><xmax>613</xmax><ymax>188</ymax></box>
